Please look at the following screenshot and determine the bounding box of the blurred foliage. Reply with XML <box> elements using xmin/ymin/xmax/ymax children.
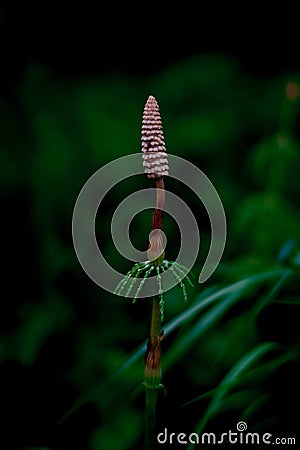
<box><xmin>1</xmin><ymin>54</ymin><xmax>300</xmax><ymax>449</ymax></box>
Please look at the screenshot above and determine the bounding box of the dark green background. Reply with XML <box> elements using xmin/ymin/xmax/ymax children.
<box><xmin>1</xmin><ymin>5</ymin><xmax>300</xmax><ymax>450</ymax></box>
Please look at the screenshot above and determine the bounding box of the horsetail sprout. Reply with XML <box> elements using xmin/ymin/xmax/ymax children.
<box><xmin>114</xmin><ymin>95</ymin><xmax>194</xmax><ymax>450</ymax></box>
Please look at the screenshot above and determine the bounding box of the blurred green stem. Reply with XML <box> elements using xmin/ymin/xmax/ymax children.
<box><xmin>279</xmin><ymin>94</ymin><xmax>298</xmax><ymax>136</ymax></box>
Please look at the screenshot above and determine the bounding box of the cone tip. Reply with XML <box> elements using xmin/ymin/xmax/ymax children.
<box><xmin>147</xmin><ymin>95</ymin><xmax>156</xmax><ymax>102</ymax></box>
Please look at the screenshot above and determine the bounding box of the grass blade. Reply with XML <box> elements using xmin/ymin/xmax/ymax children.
<box><xmin>59</xmin><ymin>269</ymin><xmax>285</xmax><ymax>423</ymax></box>
<box><xmin>187</xmin><ymin>341</ymin><xmax>277</xmax><ymax>450</ymax></box>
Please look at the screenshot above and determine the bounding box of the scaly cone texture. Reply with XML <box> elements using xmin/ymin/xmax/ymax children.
<box><xmin>142</xmin><ymin>95</ymin><xmax>169</xmax><ymax>178</ymax></box>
